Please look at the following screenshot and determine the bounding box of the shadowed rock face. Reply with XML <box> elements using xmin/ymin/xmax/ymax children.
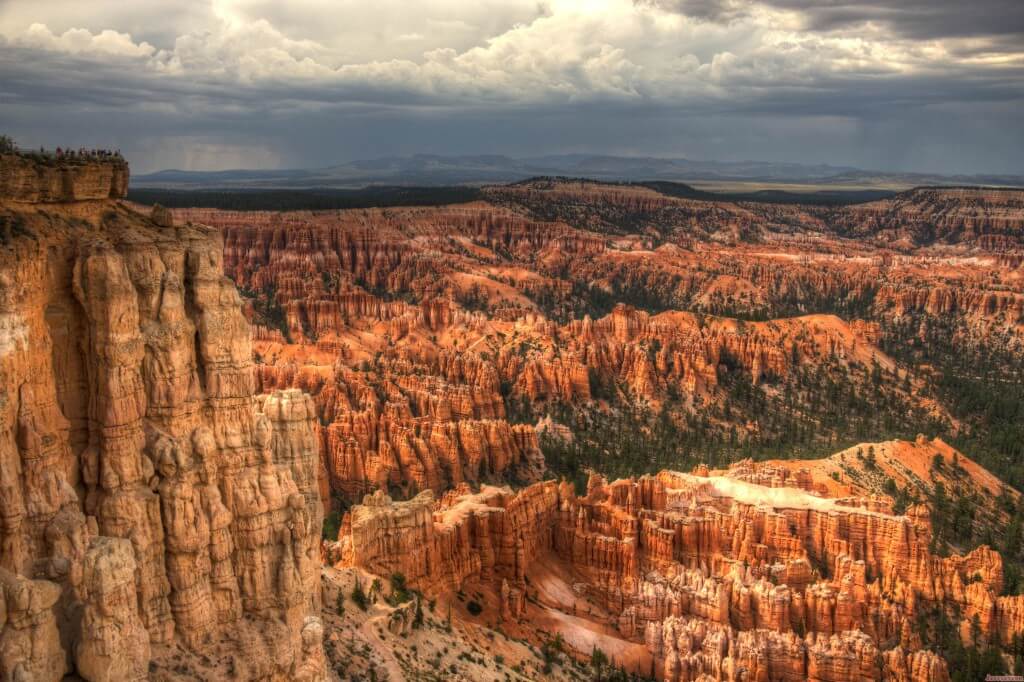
<box><xmin>824</xmin><ymin>187</ymin><xmax>1024</xmax><ymax>248</ymax></box>
<box><xmin>483</xmin><ymin>180</ymin><xmax>1024</xmax><ymax>248</ymax></box>
<box><xmin>0</xmin><ymin>158</ymin><xmax>326</xmax><ymax>680</ymax></box>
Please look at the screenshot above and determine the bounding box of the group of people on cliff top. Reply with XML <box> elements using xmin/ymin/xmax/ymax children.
<box><xmin>0</xmin><ymin>135</ymin><xmax>124</xmax><ymax>162</ymax></box>
<box><xmin>53</xmin><ymin>147</ymin><xmax>124</xmax><ymax>161</ymax></box>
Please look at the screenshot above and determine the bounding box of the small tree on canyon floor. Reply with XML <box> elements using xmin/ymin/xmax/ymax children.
<box><xmin>351</xmin><ymin>577</ymin><xmax>368</xmax><ymax>611</ymax></box>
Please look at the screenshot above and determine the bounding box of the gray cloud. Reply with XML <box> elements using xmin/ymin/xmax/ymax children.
<box><xmin>636</xmin><ymin>0</ymin><xmax>749</xmax><ymax>23</ymax></box>
<box><xmin>0</xmin><ymin>0</ymin><xmax>1021</xmax><ymax>175</ymax></box>
<box><xmin>768</xmin><ymin>0</ymin><xmax>1024</xmax><ymax>40</ymax></box>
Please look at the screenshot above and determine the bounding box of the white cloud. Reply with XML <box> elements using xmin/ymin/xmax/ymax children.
<box><xmin>2</xmin><ymin>0</ymin><xmax>1021</xmax><ymax>109</ymax></box>
<box><xmin>17</xmin><ymin>22</ymin><xmax>155</xmax><ymax>58</ymax></box>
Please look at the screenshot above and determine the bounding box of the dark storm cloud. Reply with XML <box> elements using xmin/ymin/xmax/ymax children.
<box><xmin>644</xmin><ymin>0</ymin><xmax>1024</xmax><ymax>40</ymax></box>
<box><xmin>771</xmin><ymin>0</ymin><xmax>1024</xmax><ymax>41</ymax></box>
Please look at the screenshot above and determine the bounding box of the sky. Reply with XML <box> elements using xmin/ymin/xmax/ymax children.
<box><xmin>0</xmin><ymin>0</ymin><xmax>1022</xmax><ymax>175</ymax></box>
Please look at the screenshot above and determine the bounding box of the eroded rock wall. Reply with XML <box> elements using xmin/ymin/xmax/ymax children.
<box><xmin>340</xmin><ymin>480</ymin><xmax>561</xmax><ymax>590</ymax></box>
<box><xmin>0</xmin><ymin>180</ymin><xmax>324</xmax><ymax>680</ymax></box>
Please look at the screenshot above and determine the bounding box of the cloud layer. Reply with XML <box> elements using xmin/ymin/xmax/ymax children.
<box><xmin>1</xmin><ymin>0</ymin><xmax>1021</xmax><ymax>174</ymax></box>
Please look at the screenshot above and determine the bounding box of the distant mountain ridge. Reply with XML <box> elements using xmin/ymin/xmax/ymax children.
<box><xmin>133</xmin><ymin>153</ymin><xmax>1024</xmax><ymax>190</ymax></box>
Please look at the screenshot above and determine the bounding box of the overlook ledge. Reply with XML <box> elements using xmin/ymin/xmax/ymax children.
<box><xmin>0</xmin><ymin>152</ymin><xmax>129</xmax><ymax>203</ymax></box>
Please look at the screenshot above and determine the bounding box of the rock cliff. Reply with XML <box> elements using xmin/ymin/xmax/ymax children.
<box><xmin>0</xmin><ymin>154</ymin><xmax>128</xmax><ymax>202</ymax></box>
<box><xmin>0</xmin><ymin>161</ymin><xmax>325</xmax><ymax>680</ymax></box>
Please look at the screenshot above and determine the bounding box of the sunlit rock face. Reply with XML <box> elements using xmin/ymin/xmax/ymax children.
<box><xmin>0</xmin><ymin>155</ymin><xmax>325</xmax><ymax>681</ymax></box>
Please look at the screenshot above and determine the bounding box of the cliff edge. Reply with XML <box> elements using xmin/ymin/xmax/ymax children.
<box><xmin>0</xmin><ymin>153</ymin><xmax>128</xmax><ymax>202</ymax></box>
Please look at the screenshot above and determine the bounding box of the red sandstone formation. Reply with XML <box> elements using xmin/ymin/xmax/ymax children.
<box><xmin>315</xmin><ymin>362</ymin><xmax>544</xmax><ymax>497</ymax></box>
<box><xmin>163</xmin><ymin>183</ymin><xmax>1024</xmax><ymax>505</ymax></box>
<box><xmin>243</xmin><ymin>293</ymin><xmax>893</xmax><ymax>496</ymax></box>
<box><xmin>0</xmin><ymin>157</ymin><xmax>326</xmax><ymax>680</ymax></box>
<box><xmin>334</xmin><ymin>468</ymin><xmax>1024</xmax><ymax>680</ymax></box>
<box><xmin>875</xmin><ymin>282</ymin><xmax>1024</xmax><ymax>323</ymax></box>
<box><xmin>138</xmin><ymin>177</ymin><xmax>1024</xmax><ymax>679</ymax></box>
<box><xmin>171</xmin><ymin>182</ymin><xmax>1024</xmax><ymax>350</ymax></box>
<box><xmin>7</xmin><ymin>147</ymin><xmax>1024</xmax><ymax>682</ymax></box>
<box><xmin>720</xmin><ymin>436</ymin><xmax>1021</xmax><ymax>536</ymax></box>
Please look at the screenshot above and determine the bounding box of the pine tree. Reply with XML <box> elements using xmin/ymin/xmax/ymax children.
<box><xmin>351</xmin><ymin>577</ymin><xmax>368</xmax><ymax>611</ymax></box>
